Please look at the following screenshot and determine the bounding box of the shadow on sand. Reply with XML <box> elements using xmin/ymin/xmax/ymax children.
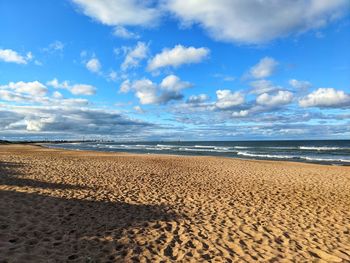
<box><xmin>0</xmin><ymin>161</ymin><xmax>181</xmax><ymax>262</ymax></box>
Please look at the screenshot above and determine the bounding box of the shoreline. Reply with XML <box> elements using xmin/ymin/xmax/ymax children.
<box><xmin>41</xmin><ymin>142</ymin><xmax>350</xmax><ymax>168</ymax></box>
<box><xmin>1</xmin><ymin>144</ymin><xmax>350</xmax><ymax>262</ymax></box>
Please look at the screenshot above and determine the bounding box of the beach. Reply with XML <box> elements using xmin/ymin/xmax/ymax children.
<box><xmin>1</xmin><ymin>144</ymin><xmax>350</xmax><ymax>262</ymax></box>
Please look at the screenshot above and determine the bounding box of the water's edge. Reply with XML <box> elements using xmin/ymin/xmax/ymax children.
<box><xmin>44</xmin><ymin>140</ymin><xmax>350</xmax><ymax>166</ymax></box>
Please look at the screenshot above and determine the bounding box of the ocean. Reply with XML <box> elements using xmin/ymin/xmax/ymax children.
<box><xmin>45</xmin><ymin>140</ymin><xmax>350</xmax><ymax>166</ymax></box>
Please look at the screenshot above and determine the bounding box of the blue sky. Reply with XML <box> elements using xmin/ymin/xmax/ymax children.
<box><xmin>0</xmin><ymin>0</ymin><xmax>349</xmax><ymax>141</ymax></box>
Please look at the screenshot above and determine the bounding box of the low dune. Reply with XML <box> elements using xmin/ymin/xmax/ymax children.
<box><xmin>1</xmin><ymin>144</ymin><xmax>350</xmax><ymax>262</ymax></box>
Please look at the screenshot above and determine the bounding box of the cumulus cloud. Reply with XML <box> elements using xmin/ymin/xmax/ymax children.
<box><xmin>299</xmin><ymin>88</ymin><xmax>350</xmax><ymax>108</ymax></box>
<box><xmin>0</xmin><ymin>49</ymin><xmax>33</xmax><ymax>64</ymax></box>
<box><xmin>121</xmin><ymin>42</ymin><xmax>149</xmax><ymax>71</ymax></box>
<box><xmin>256</xmin><ymin>90</ymin><xmax>293</xmax><ymax>107</ymax></box>
<box><xmin>46</xmin><ymin>78</ymin><xmax>69</xmax><ymax>89</ymax></box>
<box><xmin>71</xmin><ymin>0</ymin><xmax>349</xmax><ymax>45</ymax></box>
<box><xmin>86</xmin><ymin>58</ymin><xmax>101</xmax><ymax>73</ymax></box>
<box><xmin>165</xmin><ymin>0</ymin><xmax>349</xmax><ymax>44</ymax></box>
<box><xmin>160</xmin><ymin>74</ymin><xmax>192</xmax><ymax>92</ymax></box>
<box><xmin>72</xmin><ymin>0</ymin><xmax>160</xmax><ymax>27</ymax></box>
<box><xmin>147</xmin><ymin>45</ymin><xmax>210</xmax><ymax>71</ymax></box>
<box><xmin>1</xmin><ymin>81</ymin><xmax>47</xmax><ymax>96</ymax></box>
<box><xmin>120</xmin><ymin>75</ymin><xmax>191</xmax><ymax>105</ymax></box>
<box><xmin>129</xmin><ymin>79</ymin><xmax>159</xmax><ymax>105</ymax></box>
<box><xmin>0</xmin><ymin>81</ymin><xmax>89</xmax><ymax>107</ymax></box>
<box><xmin>46</xmin><ymin>78</ymin><xmax>97</xmax><ymax>96</ymax></box>
<box><xmin>248</xmin><ymin>57</ymin><xmax>278</xmax><ymax>79</ymax></box>
<box><xmin>215</xmin><ymin>90</ymin><xmax>245</xmax><ymax>110</ymax></box>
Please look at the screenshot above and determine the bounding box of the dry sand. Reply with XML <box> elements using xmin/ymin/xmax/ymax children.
<box><xmin>0</xmin><ymin>144</ymin><xmax>350</xmax><ymax>262</ymax></box>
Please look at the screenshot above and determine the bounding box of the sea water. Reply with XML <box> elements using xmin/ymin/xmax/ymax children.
<box><xmin>46</xmin><ymin>140</ymin><xmax>350</xmax><ymax>166</ymax></box>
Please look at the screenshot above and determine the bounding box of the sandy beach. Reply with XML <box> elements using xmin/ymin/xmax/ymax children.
<box><xmin>1</xmin><ymin>144</ymin><xmax>350</xmax><ymax>262</ymax></box>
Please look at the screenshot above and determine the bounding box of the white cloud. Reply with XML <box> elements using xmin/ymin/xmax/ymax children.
<box><xmin>58</xmin><ymin>98</ymin><xmax>89</xmax><ymax>107</ymax></box>
<box><xmin>0</xmin><ymin>90</ymin><xmax>34</xmax><ymax>103</ymax></box>
<box><xmin>14</xmin><ymin>82</ymin><xmax>45</xmax><ymax>96</ymax></box>
<box><xmin>46</xmin><ymin>78</ymin><xmax>96</xmax><ymax>96</ymax></box>
<box><xmin>256</xmin><ymin>90</ymin><xmax>293</xmax><ymax>107</ymax></box>
<box><xmin>165</xmin><ymin>0</ymin><xmax>349</xmax><ymax>44</ymax></box>
<box><xmin>187</xmin><ymin>94</ymin><xmax>209</xmax><ymax>104</ymax></box>
<box><xmin>0</xmin><ymin>105</ymin><xmax>151</xmax><ymax>137</ymax></box>
<box><xmin>120</xmin><ymin>75</ymin><xmax>191</xmax><ymax>105</ymax></box>
<box><xmin>26</xmin><ymin>118</ymin><xmax>51</xmax><ymax>132</ymax></box>
<box><xmin>249</xmin><ymin>79</ymin><xmax>282</xmax><ymax>95</ymax></box>
<box><xmin>289</xmin><ymin>79</ymin><xmax>312</xmax><ymax>90</ymax></box>
<box><xmin>86</xmin><ymin>58</ymin><xmax>101</xmax><ymax>73</ymax></box>
<box><xmin>72</xmin><ymin>0</ymin><xmax>160</xmax><ymax>26</ymax></box>
<box><xmin>70</xmin><ymin>84</ymin><xmax>96</xmax><ymax>96</ymax></box>
<box><xmin>0</xmin><ymin>79</ymin><xmax>94</xmax><ymax>106</ymax></box>
<box><xmin>121</xmin><ymin>42</ymin><xmax>149</xmax><ymax>71</ymax></box>
<box><xmin>0</xmin><ymin>80</ymin><xmax>93</xmax><ymax>106</ymax></box>
<box><xmin>113</xmin><ymin>26</ymin><xmax>140</xmax><ymax>39</ymax></box>
<box><xmin>1</xmin><ymin>81</ymin><xmax>47</xmax><ymax>96</ymax></box>
<box><xmin>248</xmin><ymin>57</ymin><xmax>278</xmax><ymax>79</ymax></box>
<box><xmin>160</xmin><ymin>74</ymin><xmax>192</xmax><ymax>92</ymax></box>
<box><xmin>9</xmin><ymin>81</ymin><xmax>47</xmax><ymax>96</ymax></box>
<box><xmin>119</xmin><ymin>79</ymin><xmax>131</xmax><ymax>93</ymax></box>
<box><xmin>215</xmin><ymin>90</ymin><xmax>245</xmax><ymax>109</ymax></box>
<box><xmin>0</xmin><ymin>49</ymin><xmax>33</xmax><ymax>64</ymax></box>
<box><xmin>232</xmin><ymin>110</ymin><xmax>249</xmax><ymax>118</ymax></box>
<box><xmin>46</xmin><ymin>78</ymin><xmax>70</xmax><ymax>89</ymax></box>
<box><xmin>299</xmin><ymin>88</ymin><xmax>350</xmax><ymax>108</ymax></box>
<box><xmin>130</xmin><ymin>79</ymin><xmax>158</xmax><ymax>105</ymax></box>
<box><xmin>147</xmin><ymin>45</ymin><xmax>210</xmax><ymax>71</ymax></box>
<box><xmin>71</xmin><ymin>0</ymin><xmax>348</xmax><ymax>45</ymax></box>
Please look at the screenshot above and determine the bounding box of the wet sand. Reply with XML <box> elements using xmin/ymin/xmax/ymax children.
<box><xmin>1</xmin><ymin>144</ymin><xmax>350</xmax><ymax>262</ymax></box>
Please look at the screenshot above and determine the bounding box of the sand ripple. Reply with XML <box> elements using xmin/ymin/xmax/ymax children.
<box><xmin>1</xmin><ymin>145</ymin><xmax>350</xmax><ymax>262</ymax></box>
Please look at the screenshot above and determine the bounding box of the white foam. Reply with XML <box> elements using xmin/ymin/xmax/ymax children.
<box><xmin>301</xmin><ymin>156</ymin><xmax>350</xmax><ymax>163</ymax></box>
<box><xmin>179</xmin><ymin>147</ymin><xmax>234</xmax><ymax>153</ymax></box>
<box><xmin>156</xmin><ymin>144</ymin><xmax>179</xmax><ymax>148</ymax></box>
<box><xmin>237</xmin><ymin>151</ymin><xmax>350</xmax><ymax>163</ymax></box>
<box><xmin>299</xmin><ymin>146</ymin><xmax>343</xmax><ymax>151</ymax></box>
<box><xmin>194</xmin><ymin>145</ymin><xmax>217</xmax><ymax>148</ymax></box>
<box><xmin>237</xmin><ymin>151</ymin><xmax>294</xmax><ymax>159</ymax></box>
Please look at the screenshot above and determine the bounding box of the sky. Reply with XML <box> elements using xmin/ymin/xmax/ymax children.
<box><xmin>0</xmin><ymin>0</ymin><xmax>350</xmax><ymax>141</ymax></box>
